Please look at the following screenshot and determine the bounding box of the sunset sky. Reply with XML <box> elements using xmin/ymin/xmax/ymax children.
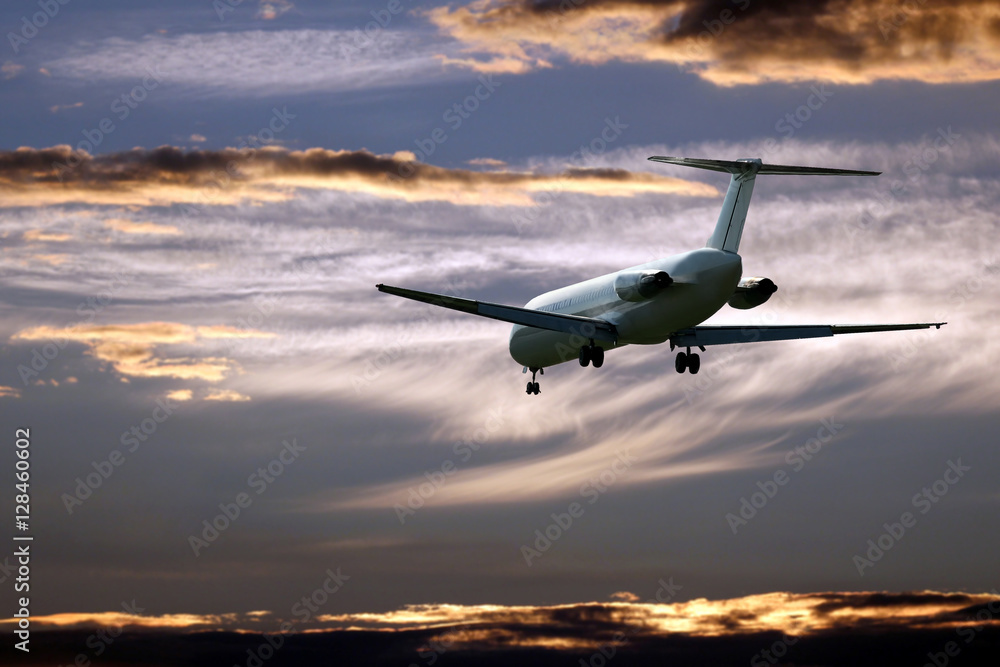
<box><xmin>2</xmin><ymin>0</ymin><xmax>1000</xmax><ymax>664</ymax></box>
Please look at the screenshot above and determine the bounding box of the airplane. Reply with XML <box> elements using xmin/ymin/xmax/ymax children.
<box><xmin>377</xmin><ymin>156</ymin><xmax>945</xmax><ymax>395</ymax></box>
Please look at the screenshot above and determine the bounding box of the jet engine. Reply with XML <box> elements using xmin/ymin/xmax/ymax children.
<box><xmin>727</xmin><ymin>276</ymin><xmax>777</xmax><ymax>309</ymax></box>
<box><xmin>614</xmin><ymin>270</ymin><xmax>673</xmax><ymax>302</ymax></box>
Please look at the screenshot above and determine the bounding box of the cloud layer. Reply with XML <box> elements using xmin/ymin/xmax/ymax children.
<box><xmin>428</xmin><ymin>0</ymin><xmax>1000</xmax><ymax>85</ymax></box>
<box><xmin>0</xmin><ymin>145</ymin><xmax>716</xmax><ymax>208</ymax></box>
<box><xmin>6</xmin><ymin>590</ymin><xmax>999</xmax><ymax>666</ymax></box>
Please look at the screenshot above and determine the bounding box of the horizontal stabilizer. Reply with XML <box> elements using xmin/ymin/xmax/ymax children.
<box><xmin>648</xmin><ymin>156</ymin><xmax>880</xmax><ymax>253</ymax></box>
<box><xmin>376</xmin><ymin>284</ymin><xmax>618</xmax><ymax>342</ymax></box>
<box><xmin>671</xmin><ymin>322</ymin><xmax>945</xmax><ymax>348</ymax></box>
<box><xmin>647</xmin><ymin>156</ymin><xmax>881</xmax><ymax>176</ymax></box>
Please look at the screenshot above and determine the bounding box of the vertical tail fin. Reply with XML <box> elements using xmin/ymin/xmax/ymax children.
<box><xmin>707</xmin><ymin>159</ymin><xmax>760</xmax><ymax>252</ymax></box>
<box><xmin>648</xmin><ymin>156</ymin><xmax>881</xmax><ymax>254</ymax></box>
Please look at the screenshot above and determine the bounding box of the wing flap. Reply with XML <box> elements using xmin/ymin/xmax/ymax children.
<box><xmin>672</xmin><ymin>323</ymin><xmax>945</xmax><ymax>348</ymax></box>
<box><xmin>376</xmin><ymin>284</ymin><xmax>618</xmax><ymax>342</ymax></box>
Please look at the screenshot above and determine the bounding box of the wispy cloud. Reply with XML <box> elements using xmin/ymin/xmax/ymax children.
<box><xmin>3</xmin><ymin>136</ymin><xmax>997</xmax><ymax>612</ymax></box>
<box><xmin>44</xmin><ymin>29</ymin><xmax>465</xmax><ymax>96</ymax></box>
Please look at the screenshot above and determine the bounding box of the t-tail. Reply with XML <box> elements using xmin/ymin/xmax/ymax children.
<box><xmin>648</xmin><ymin>156</ymin><xmax>881</xmax><ymax>254</ymax></box>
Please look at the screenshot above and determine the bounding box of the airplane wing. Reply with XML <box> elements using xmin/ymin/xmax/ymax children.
<box><xmin>376</xmin><ymin>284</ymin><xmax>619</xmax><ymax>342</ymax></box>
<box><xmin>670</xmin><ymin>323</ymin><xmax>945</xmax><ymax>348</ymax></box>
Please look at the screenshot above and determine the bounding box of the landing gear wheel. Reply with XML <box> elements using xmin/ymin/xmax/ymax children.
<box><xmin>688</xmin><ymin>353</ymin><xmax>701</xmax><ymax>374</ymax></box>
<box><xmin>675</xmin><ymin>351</ymin><xmax>688</xmax><ymax>374</ymax></box>
<box><xmin>579</xmin><ymin>346</ymin><xmax>591</xmax><ymax>367</ymax></box>
<box><xmin>525</xmin><ymin>368</ymin><xmax>542</xmax><ymax>395</ymax></box>
<box><xmin>591</xmin><ymin>346</ymin><xmax>604</xmax><ymax>368</ymax></box>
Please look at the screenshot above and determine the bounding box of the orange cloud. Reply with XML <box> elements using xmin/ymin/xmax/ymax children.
<box><xmin>104</xmin><ymin>218</ymin><xmax>182</xmax><ymax>235</ymax></box>
<box><xmin>13</xmin><ymin>590</ymin><xmax>994</xmax><ymax>648</ymax></box>
<box><xmin>10</xmin><ymin>322</ymin><xmax>275</xmax><ymax>383</ymax></box>
<box><xmin>49</xmin><ymin>101</ymin><xmax>85</xmax><ymax>113</ymax></box>
<box><xmin>426</xmin><ymin>0</ymin><xmax>1000</xmax><ymax>86</ymax></box>
<box><xmin>23</xmin><ymin>229</ymin><xmax>73</xmax><ymax>242</ymax></box>
<box><xmin>0</xmin><ymin>145</ymin><xmax>715</xmax><ymax>209</ymax></box>
<box><xmin>204</xmin><ymin>389</ymin><xmax>252</xmax><ymax>402</ymax></box>
<box><xmin>1</xmin><ymin>61</ymin><xmax>24</xmax><ymax>79</ymax></box>
<box><xmin>0</xmin><ymin>385</ymin><xmax>22</xmax><ymax>399</ymax></box>
<box><xmin>29</xmin><ymin>253</ymin><xmax>69</xmax><ymax>265</ymax></box>
<box><xmin>257</xmin><ymin>0</ymin><xmax>294</xmax><ymax>20</ymax></box>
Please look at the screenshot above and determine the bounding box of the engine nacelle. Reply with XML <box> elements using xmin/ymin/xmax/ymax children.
<box><xmin>614</xmin><ymin>270</ymin><xmax>673</xmax><ymax>302</ymax></box>
<box><xmin>727</xmin><ymin>276</ymin><xmax>777</xmax><ymax>310</ymax></box>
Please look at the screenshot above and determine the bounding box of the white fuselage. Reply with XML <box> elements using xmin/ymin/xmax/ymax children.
<box><xmin>508</xmin><ymin>248</ymin><xmax>742</xmax><ymax>368</ymax></box>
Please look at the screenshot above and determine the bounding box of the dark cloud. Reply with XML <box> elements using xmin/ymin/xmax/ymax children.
<box><xmin>811</xmin><ymin>590</ymin><xmax>977</xmax><ymax>615</ymax></box>
<box><xmin>0</xmin><ymin>146</ymin><xmax>714</xmax><ymax>207</ymax></box>
<box><xmin>7</xmin><ymin>592</ymin><xmax>1000</xmax><ymax>666</ymax></box>
<box><xmin>428</xmin><ymin>0</ymin><xmax>1000</xmax><ymax>85</ymax></box>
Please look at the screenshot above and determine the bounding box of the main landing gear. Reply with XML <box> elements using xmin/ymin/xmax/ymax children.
<box><xmin>578</xmin><ymin>341</ymin><xmax>604</xmax><ymax>368</ymax></box>
<box><xmin>525</xmin><ymin>367</ymin><xmax>543</xmax><ymax>395</ymax></box>
<box><xmin>675</xmin><ymin>347</ymin><xmax>702</xmax><ymax>374</ymax></box>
